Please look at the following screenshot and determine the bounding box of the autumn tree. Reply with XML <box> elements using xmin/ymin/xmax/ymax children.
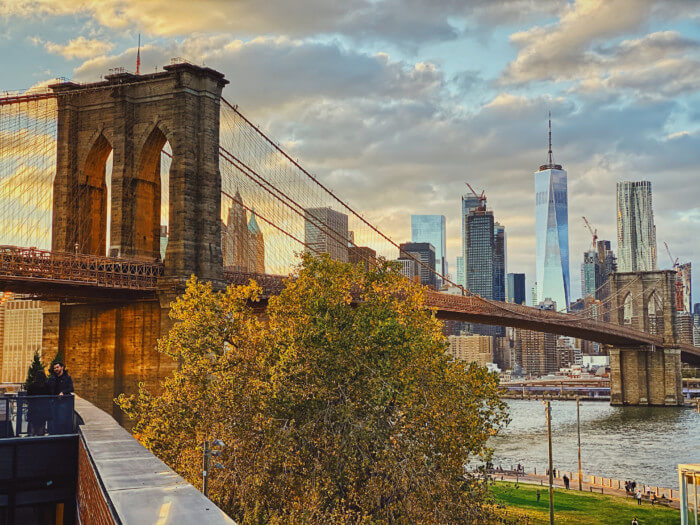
<box><xmin>118</xmin><ymin>254</ymin><xmax>508</xmax><ymax>523</ymax></box>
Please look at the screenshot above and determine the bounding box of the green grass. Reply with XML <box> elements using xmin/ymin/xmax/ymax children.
<box><xmin>492</xmin><ymin>481</ymin><xmax>680</xmax><ymax>524</ymax></box>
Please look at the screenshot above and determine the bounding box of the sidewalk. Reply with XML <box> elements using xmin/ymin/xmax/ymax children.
<box><xmin>492</xmin><ymin>472</ymin><xmax>680</xmax><ymax>510</ymax></box>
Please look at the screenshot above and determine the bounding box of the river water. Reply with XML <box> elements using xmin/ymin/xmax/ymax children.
<box><xmin>490</xmin><ymin>400</ymin><xmax>700</xmax><ymax>488</ymax></box>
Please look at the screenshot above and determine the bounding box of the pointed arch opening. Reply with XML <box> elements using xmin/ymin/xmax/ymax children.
<box><xmin>130</xmin><ymin>127</ymin><xmax>170</xmax><ymax>261</ymax></box>
<box><xmin>621</xmin><ymin>293</ymin><xmax>633</xmax><ymax>325</ymax></box>
<box><xmin>647</xmin><ymin>291</ymin><xmax>664</xmax><ymax>335</ymax></box>
<box><xmin>76</xmin><ymin>134</ymin><xmax>112</xmax><ymax>255</ymax></box>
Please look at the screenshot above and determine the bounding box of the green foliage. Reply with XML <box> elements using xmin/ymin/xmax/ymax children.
<box><xmin>50</xmin><ymin>349</ymin><xmax>64</xmax><ymax>368</ymax></box>
<box><xmin>118</xmin><ymin>254</ymin><xmax>509</xmax><ymax>523</ymax></box>
<box><xmin>492</xmin><ymin>482</ymin><xmax>679</xmax><ymax>524</ymax></box>
<box><xmin>24</xmin><ymin>351</ymin><xmax>44</xmax><ymax>390</ymax></box>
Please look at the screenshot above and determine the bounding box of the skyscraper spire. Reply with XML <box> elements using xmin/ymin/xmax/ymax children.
<box><xmin>136</xmin><ymin>34</ymin><xmax>141</xmax><ymax>75</ymax></box>
<box><xmin>548</xmin><ymin>110</ymin><xmax>553</xmax><ymax>165</ymax></box>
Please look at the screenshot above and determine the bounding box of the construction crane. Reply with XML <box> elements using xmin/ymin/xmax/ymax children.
<box><xmin>664</xmin><ymin>241</ymin><xmax>685</xmax><ymax>310</ymax></box>
<box><xmin>664</xmin><ymin>241</ymin><xmax>679</xmax><ymax>269</ymax></box>
<box><xmin>465</xmin><ymin>182</ymin><xmax>487</xmax><ymax>211</ymax></box>
<box><xmin>581</xmin><ymin>216</ymin><xmax>599</xmax><ymax>254</ymax></box>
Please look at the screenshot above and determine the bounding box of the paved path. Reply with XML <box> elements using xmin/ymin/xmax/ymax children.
<box><xmin>492</xmin><ymin>472</ymin><xmax>680</xmax><ymax>510</ymax></box>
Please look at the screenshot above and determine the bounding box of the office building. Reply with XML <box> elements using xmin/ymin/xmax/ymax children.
<box><xmin>461</xmin><ymin>193</ymin><xmax>481</xmax><ymax>287</ymax></box>
<box><xmin>446</xmin><ymin>335</ymin><xmax>493</xmax><ymax>367</ymax></box>
<box><xmin>394</xmin><ymin>258</ymin><xmax>419</xmax><ymax>280</ymax></box>
<box><xmin>456</xmin><ymin>256</ymin><xmax>465</xmax><ymax>288</ymax></box>
<box><xmin>0</xmin><ymin>296</ymin><xmax>43</xmax><ymax>384</ymax></box>
<box><xmin>534</xmin><ymin>115</ymin><xmax>570</xmax><ymax>310</ymax></box>
<box><xmin>349</xmin><ymin>246</ymin><xmax>377</xmax><ymax>272</ymax></box>
<box><xmin>677</xmin><ymin>312</ymin><xmax>694</xmax><ymax>345</ymax></box>
<box><xmin>246</xmin><ymin>210</ymin><xmax>265</xmax><ymax>273</ymax></box>
<box><xmin>399</xmin><ymin>242</ymin><xmax>436</xmax><ymax>288</ymax></box>
<box><xmin>507</xmin><ymin>273</ymin><xmax>526</xmax><ymax>304</ymax></box>
<box><xmin>514</xmin><ymin>328</ymin><xmax>558</xmax><ymax>376</ymax></box>
<box><xmin>222</xmin><ymin>192</ymin><xmax>266</xmax><ymax>273</ymax></box>
<box><xmin>304</xmin><ymin>207</ymin><xmax>349</xmax><ymax>263</ymax></box>
<box><xmin>463</xmin><ymin>200</ymin><xmax>505</xmax><ymax>336</ymax></box>
<box><xmin>493</xmin><ymin>223</ymin><xmax>506</xmax><ymax>302</ymax></box>
<box><xmin>616</xmin><ymin>181</ymin><xmax>657</xmax><ymax>272</ymax></box>
<box><xmin>677</xmin><ymin>262</ymin><xmax>691</xmax><ymax>313</ymax></box>
<box><xmin>411</xmin><ymin>215</ymin><xmax>446</xmax><ymax>284</ymax></box>
<box><xmin>581</xmin><ymin>250</ymin><xmax>601</xmax><ymax>298</ymax></box>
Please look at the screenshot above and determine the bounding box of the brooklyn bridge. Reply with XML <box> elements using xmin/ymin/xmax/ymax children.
<box><xmin>0</xmin><ymin>63</ymin><xmax>696</xmax><ymax>416</ymax></box>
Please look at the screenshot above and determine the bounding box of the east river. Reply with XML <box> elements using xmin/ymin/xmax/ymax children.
<box><xmin>490</xmin><ymin>399</ymin><xmax>700</xmax><ymax>488</ymax></box>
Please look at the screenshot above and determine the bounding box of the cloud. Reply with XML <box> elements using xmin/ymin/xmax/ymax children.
<box><xmin>4</xmin><ymin>0</ymin><xmax>563</xmax><ymax>45</ymax></box>
<box><xmin>37</xmin><ymin>36</ymin><xmax>114</xmax><ymax>59</ymax></box>
<box><xmin>500</xmin><ymin>0</ymin><xmax>700</xmax><ymax>94</ymax></box>
<box><xmin>74</xmin><ymin>37</ymin><xmax>445</xmax><ymax>109</ymax></box>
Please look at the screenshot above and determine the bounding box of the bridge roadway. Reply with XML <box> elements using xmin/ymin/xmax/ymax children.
<box><xmin>1</xmin><ymin>246</ymin><xmax>698</xmax><ymax>363</ymax></box>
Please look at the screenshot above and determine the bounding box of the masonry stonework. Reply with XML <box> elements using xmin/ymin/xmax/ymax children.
<box><xmin>609</xmin><ymin>270</ymin><xmax>683</xmax><ymax>406</ymax></box>
<box><xmin>49</xmin><ymin>64</ymin><xmax>228</xmax><ymax>415</ymax></box>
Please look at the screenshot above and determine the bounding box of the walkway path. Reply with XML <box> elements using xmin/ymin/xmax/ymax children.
<box><xmin>492</xmin><ymin>472</ymin><xmax>680</xmax><ymax>510</ymax></box>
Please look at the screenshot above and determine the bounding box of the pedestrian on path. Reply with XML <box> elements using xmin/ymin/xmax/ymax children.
<box><xmin>636</xmin><ymin>490</ymin><xmax>642</xmax><ymax>506</ymax></box>
<box><xmin>563</xmin><ymin>474</ymin><xmax>570</xmax><ymax>490</ymax></box>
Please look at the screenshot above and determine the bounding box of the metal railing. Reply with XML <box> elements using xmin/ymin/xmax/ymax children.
<box><xmin>0</xmin><ymin>393</ymin><xmax>76</xmax><ymax>438</ymax></box>
<box><xmin>0</xmin><ymin>245</ymin><xmax>163</xmax><ymax>290</ymax></box>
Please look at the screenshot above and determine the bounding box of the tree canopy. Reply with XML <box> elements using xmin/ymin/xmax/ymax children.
<box><xmin>118</xmin><ymin>254</ymin><xmax>508</xmax><ymax>523</ymax></box>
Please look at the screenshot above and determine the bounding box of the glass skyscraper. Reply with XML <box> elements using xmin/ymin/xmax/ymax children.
<box><xmin>534</xmin><ymin>117</ymin><xmax>570</xmax><ymax>311</ymax></box>
<box><xmin>507</xmin><ymin>273</ymin><xmax>526</xmax><ymax>304</ymax></box>
<box><xmin>493</xmin><ymin>223</ymin><xmax>506</xmax><ymax>302</ymax></box>
<box><xmin>616</xmin><ymin>181</ymin><xmax>657</xmax><ymax>272</ymax></box>
<box><xmin>461</xmin><ymin>194</ymin><xmax>480</xmax><ymax>287</ymax></box>
<box><xmin>411</xmin><ymin>215</ymin><xmax>446</xmax><ymax>282</ymax></box>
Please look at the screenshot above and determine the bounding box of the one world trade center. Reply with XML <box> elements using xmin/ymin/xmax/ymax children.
<box><xmin>534</xmin><ymin>114</ymin><xmax>570</xmax><ymax>311</ymax></box>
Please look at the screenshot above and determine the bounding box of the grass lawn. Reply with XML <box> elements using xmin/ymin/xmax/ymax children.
<box><xmin>492</xmin><ymin>481</ymin><xmax>680</xmax><ymax>524</ymax></box>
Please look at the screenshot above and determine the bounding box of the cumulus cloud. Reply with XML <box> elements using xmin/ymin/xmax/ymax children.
<box><xmin>74</xmin><ymin>37</ymin><xmax>445</xmax><ymax>109</ymax></box>
<box><xmin>501</xmin><ymin>0</ymin><xmax>700</xmax><ymax>97</ymax></box>
<box><xmin>4</xmin><ymin>0</ymin><xmax>563</xmax><ymax>44</ymax></box>
<box><xmin>34</xmin><ymin>36</ymin><xmax>114</xmax><ymax>59</ymax></box>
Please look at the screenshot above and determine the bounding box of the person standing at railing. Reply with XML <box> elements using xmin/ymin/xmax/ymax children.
<box><xmin>48</xmin><ymin>362</ymin><xmax>74</xmax><ymax>434</ymax></box>
<box><xmin>27</xmin><ymin>370</ymin><xmax>50</xmax><ymax>436</ymax></box>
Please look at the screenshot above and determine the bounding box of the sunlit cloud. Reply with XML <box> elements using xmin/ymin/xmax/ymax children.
<box><xmin>34</xmin><ymin>36</ymin><xmax>114</xmax><ymax>59</ymax></box>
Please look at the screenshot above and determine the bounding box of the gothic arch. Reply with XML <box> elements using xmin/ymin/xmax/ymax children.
<box><xmin>621</xmin><ymin>292</ymin><xmax>633</xmax><ymax>325</ymax></box>
<box><xmin>646</xmin><ymin>290</ymin><xmax>664</xmax><ymax>335</ymax></box>
<box><xmin>76</xmin><ymin>133</ymin><xmax>112</xmax><ymax>255</ymax></box>
<box><xmin>129</xmin><ymin>126</ymin><xmax>169</xmax><ymax>260</ymax></box>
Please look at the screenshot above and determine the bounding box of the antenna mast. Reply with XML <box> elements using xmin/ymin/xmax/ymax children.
<box><xmin>136</xmin><ymin>34</ymin><xmax>141</xmax><ymax>75</ymax></box>
<box><xmin>548</xmin><ymin>111</ymin><xmax>553</xmax><ymax>165</ymax></box>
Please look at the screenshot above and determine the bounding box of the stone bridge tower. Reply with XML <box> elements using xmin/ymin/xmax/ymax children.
<box><xmin>48</xmin><ymin>64</ymin><xmax>228</xmax><ymax>418</ymax></box>
<box><xmin>609</xmin><ymin>270</ymin><xmax>683</xmax><ymax>406</ymax></box>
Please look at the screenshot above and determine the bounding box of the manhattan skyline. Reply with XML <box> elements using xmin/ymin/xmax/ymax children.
<box><xmin>1</xmin><ymin>1</ymin><xmax>699</xmax><ymax>298</ymax></box>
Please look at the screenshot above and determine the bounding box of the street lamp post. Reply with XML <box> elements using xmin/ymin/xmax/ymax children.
<box><xmin>577</xmin><ymin>397</ymin><xmax>583</xmax><ymax>491</ymax></box>
<box><xmin>545</xmin><ymin>401</ymin><xmax>554</xmax><ymax>525</ymax></box>
<box><xmin>202</xmin><ymin>439</ymin><xmax>226</xmax><ymax>498</ymax></box>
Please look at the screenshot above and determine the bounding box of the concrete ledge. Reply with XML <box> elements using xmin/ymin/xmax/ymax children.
<box><xmin>75</xmin><ymin>396</ymin><xmax>235</xmax><ymax>524</ymax></box>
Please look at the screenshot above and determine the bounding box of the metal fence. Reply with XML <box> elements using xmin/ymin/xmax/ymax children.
<box><xmin>0</xmin><ymin>393</ymin><xmax>76</xmax><ymax>438</ymax></box>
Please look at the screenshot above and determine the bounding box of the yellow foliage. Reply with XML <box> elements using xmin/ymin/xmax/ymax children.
<box><xmin>117</xmin><ymin>254</ymin><xmax>508</xmax><ymax>523</ymax></box>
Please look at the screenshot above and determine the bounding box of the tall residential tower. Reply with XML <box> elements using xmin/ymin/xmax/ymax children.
<box><xmin>534</xmin><ymin>114</ymin><xmax>570</xmax><ymax>311</ymax></box>
<box><xmin>411</xmin><ymin>215</ymin><xmax>446</xmax><ymax>284</ymax></box>
<box><xmin>616</xmin><ymin>181</ymin><xmax>657</xmax><ymax>272</ymax></box>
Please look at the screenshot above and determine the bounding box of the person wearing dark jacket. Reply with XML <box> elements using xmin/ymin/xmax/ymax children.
<box><xmin>47</xmin><ymin>362</ymin><xmax>74</xmax><ymax>434</ymax></box>
<box><xmin>27</xmin><ymin>370</ymin><xmax>51</xmax><ymax>436</ymax></box>
<box><xmin>48</xmin><ymin>362</ymin><xmax>74</xmax><ymax>396</ymax></box>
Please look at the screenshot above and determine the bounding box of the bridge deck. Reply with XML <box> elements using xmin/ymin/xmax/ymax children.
<box><xmin>0</xmin><ymin>246</ymin><xmax>697</xmax><ymax>361</ymax></box>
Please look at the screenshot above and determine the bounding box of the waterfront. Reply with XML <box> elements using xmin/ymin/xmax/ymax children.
<box><xmin>491</xmin><ymin>399</ymin><xmax>700</xmax><ymax>488</ymax></box>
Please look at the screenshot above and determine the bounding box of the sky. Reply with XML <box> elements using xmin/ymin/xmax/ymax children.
<box><xmin>1</xmin><ymin>0</ymin><xmax>699</xmax><ymax>304</ymax></box>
